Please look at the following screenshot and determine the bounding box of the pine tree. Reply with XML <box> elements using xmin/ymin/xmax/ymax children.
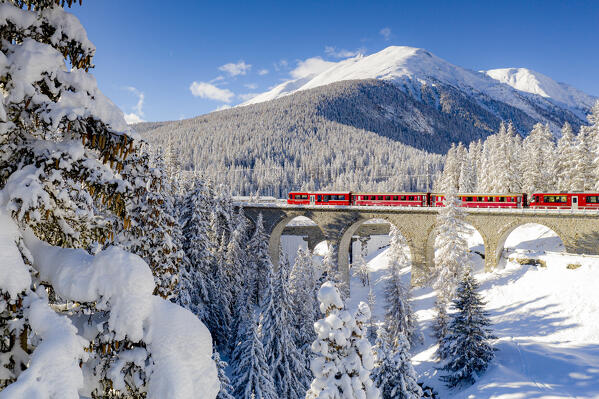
<box><xmin>214</xmin><ymin>351</ymin><xmax>235</xmax><ymax>399</ymax></box>
<box><xmin>230</xmin><ymin>299</ymin><xmax>276</xmax><ymax>399</ymax></box>
<box><xmin>385</xmin><ymin>225</ymin><xmax>420</xmax><ymax>347</ymax></box>
<box><xmin>306</xmin><ymin>283</ymin><xmax>380</xmax><ymax>399</ymax></box>
<box><xmin>177</xmin><ymin>179</ymin><xmax>212</xmax><ymax>319</ymax></box>
<box><xmin>372</xmin><ymin>327</ymin><xmax>422</xmax><ymax>399</ymax></box>
<box><xmin>246</xmin><ymin>213</ymin><xmax>273</xmax><ymax>305</ymax></box>
<box><xmin>288</xmin><ymin>248</ymin><xmax>318</xmax><ymax>367</ymax></box>
<box><xmin>554</xmin><ymin>122</ymin><xmax>578</xmax><ymax>191</ymax></box>
<box><xmin>440</xmin><ymin>272</ymin><xmax>496</xmax><ymax>388</ymax></box>
<box><xmin>432</xmin><ymin>187</ymin><xmax>471</xmax><ymax>305</ymax></box>
<box><xmin>432</xmin><ymin>186</ymin><xmax>471</xmax><ymax>347</ymax></box>
<box><xmin>522</xmin><ymin>123</ymin><xmax>555</xmax><ymax>194</ymax></box>
<box><xmin>588</xmin><ymin>101</ymin><xmax>599</xmax><ymax>189</ymax></box>
<box><xmin>573</xmin><ymin>125</ymin><xmax>594</xmax><ymax>191</ymax></box>
<box><xmin>260</xmin><ymin>255</ymin><xmax>307</xmax><ymax>398</ymax></box>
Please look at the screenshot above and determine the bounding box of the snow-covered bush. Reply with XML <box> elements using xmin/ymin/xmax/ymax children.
<box><xmin>306</xmin><ymin>282</ymin><xmax>380</xmax><ymax>399</ymax></box>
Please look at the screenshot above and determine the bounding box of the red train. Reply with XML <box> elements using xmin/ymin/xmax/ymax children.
<box><xmin>287</xmin><ymin>191</ymin><xmax>599</xmax><ymax>210</ymax></box>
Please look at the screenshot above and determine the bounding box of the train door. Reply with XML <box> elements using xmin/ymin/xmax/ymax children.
<box><xmin>310</xmin><ymin>195</ymin><xmax>315</xmax><ymax>205</ymax></box>
<box><xmin>572</xmin><ymin>196</ymin><xmax>578</xmax><ymax>210</ymax></box>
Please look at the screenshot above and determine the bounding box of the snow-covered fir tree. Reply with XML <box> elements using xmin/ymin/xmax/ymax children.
<box><xmin>554</xmin><ymin>122</ymin><xmax>578</xmax><ymax>191</ymax></box>
<box><xmin>432</xmin><ymin>186</ymin><xmax>472</xmax><ymax>347</ymax></box>
<box><xmin>176</xmin><ymin>179</ymin><xmax>212</xmax><ymax>319</ymax></box>
<box><xmin>246</xmin><ymin>213</ymin><xmax>274</xmax><ymax>305</ymax></box>
<box><xmin>439</xmin><ymin>272</ymin><xmax>496</xmax><ymax>388</ymax></box>
<box><xmin>288</xmin><ymin>247</ymin><xmax>318</xmax><ymax>371</ymax></box>
<box><xmin>385</xmin><ymin>225</ymin><xmax>420</xmax><ymax>347</ymax></box>
<box><xmin>230</xmin><ymin>291</ymin><xmax>276</xmax><ymax>399</ymax></box>
<box><xmin>521</xmin><ymin>123</ymin><xmax>555</xmax><ymax>194</ymax></box>
<box><xmin>354</xmin><ymin>246</ymin><xmax>371</xmax><ymax>287</ymax></box>
<box><xmin>260</xmin><ymin>254</ymin><xmax>307</xmax><ymax>398</ymax></box>
<box><xmin>0</xmin><ymin>2</ymin><xmax>218</xmax><ymax>397</ymax></box>
<box><xmin>306</xmin><ymin>282</ymin><xmax>380</xmax><ymax>399</ymax></box>
<box><xmin>214</xmin><ymin>351</ymin><xmax>235</xmax><ymax>399</ymax></box>
<box><xmin>372</xmin><ymin>327</ymin><xmax>422</xmax><ymax>399</ymax></box>
<box><xmin>588</xmin><ymin>101</ymin><xmax>599</xmax><ymax>190</ymax></box>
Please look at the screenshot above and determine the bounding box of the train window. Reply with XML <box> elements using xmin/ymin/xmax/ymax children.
<box><xmin>393</xmin><ymin>196</ymin><xmax>398</xmax><ymax>200</ymax></box>
<box><xmin>477</xmin><ymin>197</ymin><xmax>483</xmax><ymax>201</ymax></box>
<box><xmin>587</xmin><ymin>196</ymin><xmax>598</xmax><ymax>203</ymax></box>
<box><xmin>303</xmin><ymin>195</ymin><xmax>308</xmax><ymax>199</ymax></box>
<box><xmin>385</xmin><ymin>196</ymin><xmax>390</xmax><ymax>200</ymax></box>
<box><xmin>401</xmin><ymin>195</ymin><xmax>406</xmax><ymax>200</ymax></box>
<box><xmin>317</xmin><ymin>195</ymin><xmax>321</xmax><ymax>201</ymax></box>
<box><xmin>465</xmin><ymin>197</ymin><xmax>473</xmax><ymax>201</ymax></box>
<box><xmin>498</xmin><ymin>197</ymin><xmax>505</xmax><ymax>202</ymax></box>
<box><xmin>408</xmin><ymin>196</ymin><xmax>413</xmax><ymax>200</ymax></box>
<box><xmin>488</xmin><ymin>197</ymin><xmax>494</xmax><ymax>202</ymax></box>
<box><xmin>322</xmin><ymin>195</ymin><xmax>328</xmax><ymax>202</ymax></box>
<box><xmin>377</xmin><ymin>196</ymin><xmax>383</xmax><ymax>200</ymax></box>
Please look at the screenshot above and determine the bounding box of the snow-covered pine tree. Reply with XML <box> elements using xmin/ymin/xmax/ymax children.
<box><xmin>432</xmin><ymin>299</ymin><xmax>450</xmax><ymax>359</ymax></box>
<box><xmin>214</xmin><ymin>351</ymin><xmax>235</xmax><ymax>399</ymax></box>
<box><xmin>260</xmin><ymin>253</ymin><xmax>306</xmax><ymax>398</ymax></box>
<box><xmin>306</xmin><ymin>282</ymin><xmax>380</xmax><ymax>399</ymax></box>
<box><xmin>385</xmin><ymin>225</ymin><xmax>419</xmax><ymax>347</ymax></box>
<box><xmin>117</xmin><ymin>149</ymin><xmax>184</xmax><ymax>299</ymax></box>
<box><xmin>321</xmin><ymin>241</ymin><xmax>342</xmax><ymax>289</ymax></box>
<box><xmin>176</xmin><ymin>179</ymin><xmax>212</xmax><ymax>320</ymax></box>
<box><xmin>458</xmin><ymin>146</ymin><xmax>475</xmax><ymax>193</ymax></box>
<box><xmin>477</xmin><ymin>139</ymin><xmax>493</xmax><ymax>192</ymax></box>
<box><xmin>439</xmin><ymin>272</ymin><xmax>495</xmax><ymax>388</ymax></box>
<box><xmin>467</xmin><ymin>139</ymin><xmax>482</xmax><ymax>191</ymax></box>
<box><xmin>372</xmin><ymin>327</ymin><xmax>422</xmax><ymax>399</ymax></box>
<box><xmin>288</xmin><ymin>247</ymin><xmax>317</xmax><ymax>363</ymax></box>
<box><xmin>522</xmin><ymin>123</ymin><xmax>555</xmax><ymax>194</ymax></box>
<box><xmin>0</xmin><ymin>2</ymin><xmax>218</xmax><ymax>396</ymax></box>
<box><xmin>432</xmin><ymin>186</ymin><xmax>471</xmax><ymax>305</ymax></box>
<box><xmin>230</xmin><ymin>292</ymin><xmax>276</xmax><ymax>399</ymax></box>
<box><xmin>432</xmin><ymin>185</ymin><xmax>471</xmax><ymax>346</ymax></box>
<box><xmin>554</xmin><ymin>122</ymin><xmax>578</xmax><ymax>192</ymax></box>
<box><xmin>506</xmin><ymin>121</ymin><xmax>523</xmax><ymax>193</ymax></box>
<box><xmin>246</xmin><ymin>213</ymin><xmax>273</xmax><ymax>305</ymax></box>
<box><xmin>573</xmin><ymin>125</ymin><xmax>594</xmax><ymax>191</ymax></box>
<box><xmin>437</xmin><ymin>143</ymin><xmax>460</xmax><ymax>192</ymax></box>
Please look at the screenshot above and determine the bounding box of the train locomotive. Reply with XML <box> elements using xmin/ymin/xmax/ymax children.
<box><xmin>287</xmin><ymin>191</ymin><xmax>599</xmax><ymax>210</ymax></box>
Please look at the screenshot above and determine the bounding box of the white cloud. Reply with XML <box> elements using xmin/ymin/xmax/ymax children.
<box><xmin>214</xmin><ymin>104</ymin><xmax>232</xmax><ymax>111</ymax></box>
<box><xmin>124</xmin><ymin>112</ymin><xmax>144</xmax><ymax>124</ymax></box>
<box><xmin>123</xmin><ymin>86</ymin><xmax>145</xmax><ymax>124</ymax></box>
<box><xmin>189</xmin><ymin>81</ymin><xmax>235</xmax><ymax>102</ymax></box>
<box><xmin>324</xmin><ymin>46</ymin><xmax>364</xmax><ymax>59</ymax></box>
<box><xmin>290</xmin><ymin>57</ymin><xmax>335</xmax><ymax>79</ymax></box>
<box><xmin>380</xmin><ymin>27</ymin><xmax>391</xmax><ymax>41</ymax></box>
<box><xmin>244</xmin><ymin>83</ymin><xmax>258</xmax><ymax>89</ymax></box>
<box><xmin>258</xmin><ymin>69</ymin><xmax>269</xmax><ymax>75</ymax></box>
<box><xmin>218</xmin><ymin>61</ymin><xmax>252</xmax><ymax>77</ymax></box>
<box><xmin>237</xmin><ymin>93</ymin><xmax>260</xmax><ymax>102</ymax></box>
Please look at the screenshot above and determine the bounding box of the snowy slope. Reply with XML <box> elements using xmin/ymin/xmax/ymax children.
<box><xmin>486</xmin><ymin>67</ymin><xmax>596</xmax><ymax>111</ymax></box>
<box><xmin>242</xmin><ymin>46</ymin><xmax>595</xmax><ymax>126</ymax></box>
<box><xmin>337</xmin><ymin>224</ymin><xmax>599</xmax><ymax>398</ymax></box>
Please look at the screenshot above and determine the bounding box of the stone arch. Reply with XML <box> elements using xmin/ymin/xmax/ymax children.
<box><xmin>495</xmin><ymin>221</ymin><xmax>566</xmax><ymax>268</ymax></box>
<box><xmin>268</xmin><ymin>213</ymin><xmax>327</xmax><ymax>269</ymax></box>
<box><xmin>424</xmin><ymin>219</ymin><xmax>489</xmax><ymax>273</ymax></box>
<box><xmin>337</xmin><ymin>215</ymin><xmax>416</xmax><ymax>289</ymax></box>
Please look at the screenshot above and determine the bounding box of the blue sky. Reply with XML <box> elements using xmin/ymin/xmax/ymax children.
<box><xmin>71</xmin><ymin>0</ymin><xmax>599</xmax><ymax>123</ymax></box>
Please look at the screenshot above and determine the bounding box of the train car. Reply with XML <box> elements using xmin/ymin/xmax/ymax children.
<box><xmin>287</xmin><ymin>191</ymin><xmax>352</xmax><ymax>206</ymax></box>
<box><xmin>529</xmin><ymin>193</ymin><xmax>599</xmax><ymax>209</ymax></box>
<box><xmin>431</xmin><ymin>193</ymin><xmax>527</xmax><ymax>208</ymax></box>
<box><xmin>352</xmin><ymin>192</ymin><xmax>429</xmax><ymax>207</ymax></box>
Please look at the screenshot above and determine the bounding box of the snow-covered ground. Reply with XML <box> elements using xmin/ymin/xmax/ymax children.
<box><xmin>283</xmin><ymin>223</ymin><xmax>599</xmax><ymax>398</ymax></box>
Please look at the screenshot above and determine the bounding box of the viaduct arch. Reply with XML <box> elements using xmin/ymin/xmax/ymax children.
<box><xmin>241</xmin><ymin>204</ymin><xmax>599</xmax><ymax>291</ymax></box>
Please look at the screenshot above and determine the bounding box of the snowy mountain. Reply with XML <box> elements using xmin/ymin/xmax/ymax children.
<box><xmin>242</xmin><ymin>46</ymin><xmax>595</xmax><ymax>130</ymax></box>
<box><xmin>485</xmin><ymin>67</ymin><xmax>596</xmax><ymax>114</ymax></box>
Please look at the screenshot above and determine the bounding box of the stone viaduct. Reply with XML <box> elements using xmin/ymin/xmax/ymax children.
<box><xmin>241</xmin><ymin>203</ymin><xmax>599</xmax><ymax>288</ymax></box>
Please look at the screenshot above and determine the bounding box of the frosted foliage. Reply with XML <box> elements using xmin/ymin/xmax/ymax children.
<box><xmin>432</xmin><ymin>188</ymin><xmax>471</xmax><ymax>304</ymax></box>
<box><xmin>0</xmin><ymin>209</ymin><xmax>219</xmax><ymax>398</ymax></box>
<box><xmin>385</xmin><ymin>225</ymin><xmax>420</xmax><ymax>347</ymax></box>
<box><xmin>307</xmin><ymin>282</ymin><xmax>380</xmax><ymax>399</ymax></box>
